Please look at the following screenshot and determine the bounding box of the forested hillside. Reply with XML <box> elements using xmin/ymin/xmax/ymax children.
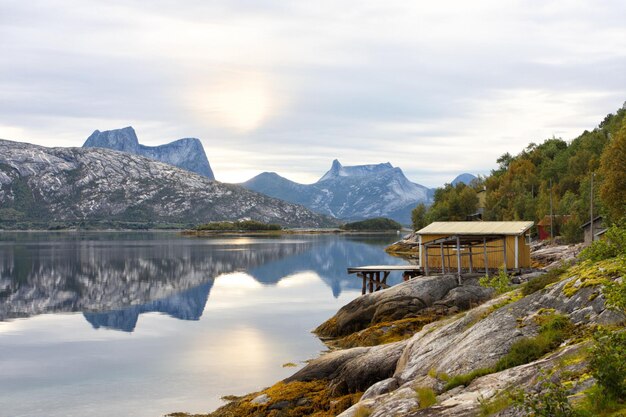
<box><xmin>413</xmin><ymin>104</ymin><xmax>626</xmax><ymax>241</ymax></box>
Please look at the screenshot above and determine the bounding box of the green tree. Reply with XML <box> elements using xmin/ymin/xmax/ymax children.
<box><xmin>598</xmin><ymin>118</ymin><xmax>626</xmax><ymax>222</ymax></box>
<box><xmin>411</xmin><ymin>203</ymin><xmax>428</xmax><ymax>231</ymax></box>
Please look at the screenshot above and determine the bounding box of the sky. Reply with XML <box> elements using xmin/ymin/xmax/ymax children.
<box><xmin>1</xmin><ymin>1</ymin><xmax>625</xmax><ymax>187</ymax></box>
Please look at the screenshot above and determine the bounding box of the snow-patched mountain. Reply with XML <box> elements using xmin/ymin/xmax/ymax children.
<box><xmin>0</xmin><ymin>139</ymin><xmax>335</xmax><ymax>228</ymax></box>
<box><xmin>83</xmin><ymin>126</ymin><xmax>215</xmax><ymax>179</ymax></box>
<box><xmin>451</xmin><ymin>172</ymin><xmax>477</xmax><ymax>186</ymax></box>
<box><xmin>242</xmin><ymin>160</ymin><xmax>431</xmax><ymax>224</ymax></box>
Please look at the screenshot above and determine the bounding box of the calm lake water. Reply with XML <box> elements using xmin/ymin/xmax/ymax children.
<box><xmin>0</xmin><ymin>232</ymin><xmax>408</xmax><ymax>417</ymax></box>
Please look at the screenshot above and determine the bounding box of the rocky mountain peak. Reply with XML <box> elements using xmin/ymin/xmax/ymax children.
<box><xmin>84</xmin><ymin>126</ymin><xmax>140</xmax><ymax>153</ymax></box>
<box><xmin>83</xmin><ymin>127</ymin><xmax>215</xmax><ymax>179</ymax></box>
<box><xmin>318</xmin><ymin>160</ymin><xmax>395</xmax><ymax>182</ymax></box>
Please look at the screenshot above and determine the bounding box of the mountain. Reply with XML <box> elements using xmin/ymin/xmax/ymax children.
<box><xmin>83</xmin><ymin>126</ymin><xmax>215</xmax><ymax>179</ymax></box>
<box><xmin>451</xmin><ymin>172</ymin><xmax>477</xmax><ymax>186</ymax></box>
<box><xmin>0</xmin><ymin>139</ymin><xmax>335</xmax><ymax>229</ymax></box>
<box><xmin>242</xmin><ymin>159</ymin><xmax>431</xmax><ymax>224</ymax></box>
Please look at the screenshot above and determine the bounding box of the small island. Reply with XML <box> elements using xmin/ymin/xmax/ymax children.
<box><xmin>181</xmin><ymin>217</ymin><xmax>405</xmax><ymax>236</ymax></box>
<box><xmin>339</xmin><ymin>217</ymin><xmax>403</xmax><ymax>232</ymax></box>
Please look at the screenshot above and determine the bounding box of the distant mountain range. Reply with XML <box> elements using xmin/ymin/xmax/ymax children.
<box><xmin>83</xmin><ymin>126</ymin><xmax>215</xmax><ymax>179</ymax></box>
<box><xmin>0</xmin><ymin>139</ymin><xmax>334</xmax><ymax>228</ymax></box>
<box><xmin>242</xmin><ymin>159</ymin><xmax>433</xmax><ymax>224</ymax></box>
<box><xmin>0</xmin><ymin>124</ymin><xmax>479</xmax><ymax>228</ymax></box>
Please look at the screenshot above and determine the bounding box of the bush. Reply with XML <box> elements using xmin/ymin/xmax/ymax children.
<box><xmin>580</xmin><ymin>224</ymin><xmax>626</xmax><ymax>262</ymax></box>
<box><xmin>589</xmin><ymin>329</ymin><xmax>626</xmax><ymax>402</ymax></box>
<box><xmin>479</xmin><ymin>267</ymin><xmax>513</xmax><ymax>294</ymax></box>
<box><xmin>511</xmin><ymin>374</ymin><xmax>587</xmax><ymax>417</ymax></box>
<box><xmin>603</xmin><ymin>277</ymin><xmax>626</xmax><ymax>313</ymax></box>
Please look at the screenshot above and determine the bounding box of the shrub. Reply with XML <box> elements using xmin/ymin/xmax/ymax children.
<box><xmin>511</xmin><ymin>374</ymin><xmax>586</xmax><ymax>417</ymax></box>
<box><xmin>603</xmin><ymin>277</ymin><xmax>626</xmax><ymax>313</ymax></box>
<box><xmin>589</xmin><ymin>329</ymin><xmax>626</xmax><ymax>402</ymax></box>
<box><xmin>479</xmin><ymin>267</ymin><xmax>513</xmax><ymax>294</ymax></box>
<box><xmin>579</xmin><ymin>224</ymin><xmax>626</xmax><ymax>262</ymax></box>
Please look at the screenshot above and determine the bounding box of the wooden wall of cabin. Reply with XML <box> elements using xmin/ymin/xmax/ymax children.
<box><xmin>419</xmin><ymin>234</ymin><xmax>530</xmax><ymax>271</ymax></box>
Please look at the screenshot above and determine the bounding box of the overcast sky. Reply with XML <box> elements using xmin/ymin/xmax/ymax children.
<box><xmin>1</xmin><ymin>1</ymin><xmax>625</xmax><ymax>186</ymax></box>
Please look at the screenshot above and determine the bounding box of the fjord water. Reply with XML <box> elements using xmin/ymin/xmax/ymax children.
<box><xmin>0</xmin><ymin>232</ymin><xmax>407</xmax><ymax>417</ymax></box>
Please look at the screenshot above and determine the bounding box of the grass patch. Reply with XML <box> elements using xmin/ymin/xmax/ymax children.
<box><xmin>445</xmin><ymin>313</ymin><xmax>574</xmax><ymax>391</ymax></box>
<box><xmin>332</xmin><ymin>316</ymin><xmax>438</xmax><ymax>348</ymax></box>
<box><xmin>282</xmin><ymin>362</ymin><xmax>298</xmax><ymax>368</ymax></box>
<box><xmin>353</xmin><ymin>405</ymin><xmax>372</xmax><ymax>417</ymax></box>
<box><xmin>415</xmin><ymin>387</ymin><xmax>437</xmax><ymax>408</ymax></box>
<box><xmin>522</xmin><ymin>264</ymin><xmax>570</xmax><ymax>295</ymax></box>
<box><xmin>478</xmin><ymin>392</ymin><xmax>513</xmax><ymax>416</ymax></box>
<box><xmin>563</xmin><ymin>256</ymin><xmax>626</xmax><ymax>297</ymax></box>
<box><xmin>444</xmin><ymin>368</ymin><xmax>493</xmax><ymax>391</ymax></box>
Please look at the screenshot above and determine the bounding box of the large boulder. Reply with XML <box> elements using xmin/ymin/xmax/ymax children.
<box><xmin>285</xmin><ymin>341</ymin><xmax>408</xmax><ymax>395</ymax></box>
<box><xmin>315</xmin><ymin>275</ymin><xmax>461</xmax><ymax>337</ymax></box>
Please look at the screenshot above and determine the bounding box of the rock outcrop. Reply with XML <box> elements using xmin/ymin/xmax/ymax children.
<box><xmin>83</xmin><ymin>126</ymin><xmax>215</xmax><ymax>179</ymax></box>
<box><xmin>0</xmin><ymin>139</ymin><xmax>336</xmax><ymax>228</ymax></box>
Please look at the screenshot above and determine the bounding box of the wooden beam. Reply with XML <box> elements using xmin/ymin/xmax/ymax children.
<box><xmin>468</xmin><ymin>243</ymin><xmax>473</xmax><ymax>273</ymax></box>
<box><xmin>502</xmin><ymin>237</ymin><xmax>508</xmax><ymax>274</ymax></box>
<box><xmin>424</xmin><ymin>246</ymin><xmax>430</xmax><ymax>276</ymax></box>
<box><xmin>418</xmin><ymin>235</ymin><xmax>423</xmax><ymax>270</ymax></box>
<box><xmin>456</xmin><ymin>235</ymin><xmax>462</xmax><ymax>284</ymax></box>
<box><xmin>440</xmin><ymin>242</ymin><xmax>445</xmax><ymax>274</ymax></box>
<box><xmin>368</xmin><ymin>272</ymin><xmax>374</xmax><ymax>293</ymax></box>
<box><xmin>514</xmin><ymin>235</ymin><xmax>519</xmax><ymax>270</ymax></box>
<box><xmin>483</xmin><ymin>237</ymin><xmax>489</xmax><ymax>277</ymax></box>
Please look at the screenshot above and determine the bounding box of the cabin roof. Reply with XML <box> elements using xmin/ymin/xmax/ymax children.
<box><xmin>417</xmin><ymin>221</ymin><xmax>534</xmax><ymax>236</ymax></box>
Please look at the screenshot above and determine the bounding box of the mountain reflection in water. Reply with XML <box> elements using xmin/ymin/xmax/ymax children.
<box><xmin>0</xmin><ymin>233</ymin><xmax>408</xmax><ymax>331</ymax></box>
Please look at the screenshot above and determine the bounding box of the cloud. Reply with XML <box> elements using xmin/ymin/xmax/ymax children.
<box><xmin>0</xmin><ymin>0</ymin><xmax>625</xmax><ymax>186</ymax></box>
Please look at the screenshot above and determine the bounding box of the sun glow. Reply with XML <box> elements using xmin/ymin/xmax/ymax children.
<box><xmin>189</xmin><ymin>75</ymin><xmax>274</xmax><ymax>132</ymax></box>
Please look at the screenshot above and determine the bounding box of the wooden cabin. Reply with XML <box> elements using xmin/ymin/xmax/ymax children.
<box><xmin>416</xmin><ymin>221</ymin><xmax>534</xmax><ymax>278</ymax></box>
<box><xmin>581</xmin><ymin>216</ymin><xmax>606</xmax><ymax>246</ymax></box>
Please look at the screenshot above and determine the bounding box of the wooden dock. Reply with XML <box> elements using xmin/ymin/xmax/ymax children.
<box><xmin>347</xmin><ymin>265</ymin><xmax>422</xmax><ymax>295</ymax></box>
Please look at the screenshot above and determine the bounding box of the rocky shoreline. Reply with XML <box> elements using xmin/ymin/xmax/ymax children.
<box><xmin>170</xmin><ymin>242</ymin><xmax>625</xmax><ymax>417</ymax></box>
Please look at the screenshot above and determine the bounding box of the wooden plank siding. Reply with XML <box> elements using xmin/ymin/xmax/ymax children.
<box><xmin>419</xmin><ymin>234</ymin><xmax>530</xmax><ymax>271</ymax></box>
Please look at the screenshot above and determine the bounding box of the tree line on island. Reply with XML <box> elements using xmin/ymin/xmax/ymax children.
<box><xmin>412</xmin><ymin>104</ymin><xmax>626</xmax><ymax>240</ymax></box>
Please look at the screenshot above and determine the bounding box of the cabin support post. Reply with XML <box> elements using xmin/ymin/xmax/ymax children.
<box><xmin>514</xmin><ymin>236</ymin><xmax>519</xmax><ymax>270</ymax></box>
<box><xmin>368</xmin><ymin>272</ymin><xmax>374</xmax><ymax>293</ymax></box>
<box><xmin>502</xmin><ymin>237</ymin><xmax>508</xmax><ymax>274</ymax></box>
<box><xmin>456</xmin><ymin>236</ymin><xmax>462</xmax><ymax>284</ymax></box>
<box><xmin>440</xmin><ymin>243</ymin><xmax>445</xmax><ymax>274</ymax></box>
<box><xmin>424</xmin><ymin>245</ymin><xmax>430</xmax><ymax>276</ymax></box>
<box><xmin>483</xmin><ymin>237</ymin><xmax>489</xmax><ymax>277</ymax></box>
<box><xmin>418</xmin><ymin>235</ymin><xmax>423</xmax><ymax>270</ymax></box>
<box><xmin>468</xmin><ymin>243</ymin><xmax>473</xmax><ymax>273</ymax></box>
